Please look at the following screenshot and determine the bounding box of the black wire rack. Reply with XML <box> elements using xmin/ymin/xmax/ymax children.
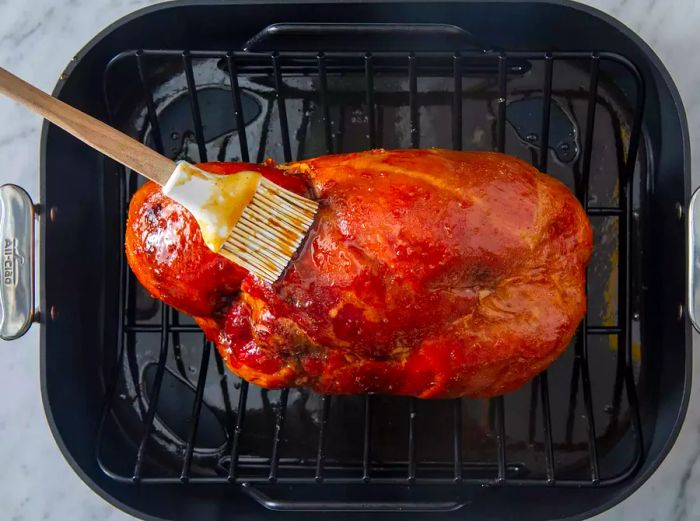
<box><xmin>96</xmin><ymin>44</ymin><xmax>646</xmax><ymax>510</ymax></box>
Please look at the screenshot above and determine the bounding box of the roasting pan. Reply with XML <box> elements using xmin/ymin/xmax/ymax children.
<box><xmin>0</xmin><ymin>0</ymin><xmax>691</xmax><ymax>520</ymax></box>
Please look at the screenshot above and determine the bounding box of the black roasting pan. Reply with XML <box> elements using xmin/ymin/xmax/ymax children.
<box><xmin>0</xmin><ymin>1</ymin><xmax>691</xmax><ymax>520</ymax></box>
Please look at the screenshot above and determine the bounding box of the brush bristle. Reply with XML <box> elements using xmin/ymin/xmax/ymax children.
<box><xmin>219</xmin><ymin>177</ymin><xmax>318</xmax><ymax>282</ymax></box>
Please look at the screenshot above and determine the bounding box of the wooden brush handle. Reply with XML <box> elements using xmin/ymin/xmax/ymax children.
<box><xmin>0</xmin><ymin>66</ymin><xmax>175</xmax><ymax>186</ymax></box>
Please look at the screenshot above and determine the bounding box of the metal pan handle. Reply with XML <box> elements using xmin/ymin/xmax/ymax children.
<box><xmin>689</xmin><ymin>188</ymin><xmax>700</xmax><ymax>331</ymax></box>
<box><xmin>0</xmin><ymin>184</ymin><xmax>35</xmax><ymax>340</ymax></box>
<box><xmin>244</xmin><ymin>23</ymin><xmax>485</xmax><ymax>52</ymax></box>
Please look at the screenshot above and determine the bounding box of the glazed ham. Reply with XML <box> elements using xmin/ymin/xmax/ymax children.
<box><xmin>126</xmin><ymin>150</ymin><xmax>592</xmax><ymax>398</ymax></box>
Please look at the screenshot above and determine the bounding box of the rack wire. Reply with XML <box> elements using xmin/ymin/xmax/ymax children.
<box><xmin>96</xmin><ymin>45</ymin><xmax>646</xmax><ymax>509</ymax></box>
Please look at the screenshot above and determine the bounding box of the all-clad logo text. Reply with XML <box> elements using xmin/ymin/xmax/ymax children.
<box><xmin>3</xmin><ymin>238</ymin><xmax>24</xmax><ymax>288</ymax></box>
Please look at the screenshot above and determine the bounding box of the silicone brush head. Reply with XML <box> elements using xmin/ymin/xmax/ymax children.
<box><xmin>162</xmin><ymin>162</ymin><xmax>318</xmax><ymax>283</ymax></box>
<box><xmin>219</xmin><ymin>176</ymin><xmax>318</xmax><ymax>282</ymax></box>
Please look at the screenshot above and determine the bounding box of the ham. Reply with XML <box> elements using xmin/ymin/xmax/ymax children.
<box><xmin>125</xmin><ymin>149</ymin><xmax>592</xmax><ymax>398</ymax></box>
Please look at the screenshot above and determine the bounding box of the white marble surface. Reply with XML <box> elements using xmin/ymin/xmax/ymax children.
<box><xmin>0</xmin><ymin>0</ymin><xmax>698</xmax><ymax>519</ymax></box>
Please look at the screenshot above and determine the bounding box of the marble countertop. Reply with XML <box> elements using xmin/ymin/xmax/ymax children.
<box><xmin>0</xmin><ymin>0</ymin><xmax>697</xmax><ymax>519</ymax></box>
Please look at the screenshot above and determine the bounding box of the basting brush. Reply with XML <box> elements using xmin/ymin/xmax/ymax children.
<box><xmin>0</xmin><ymin>66</ymin><xmax>318</xmax><ymax>283</ymax></box>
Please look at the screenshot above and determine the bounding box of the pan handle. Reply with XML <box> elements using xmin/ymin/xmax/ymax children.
<box><xmin>0</xmin><ymin>184</ymin><xmax>36</xmax><ymax>340</ymax></box>
<box><xmin>244</xmin><ymin>23</ymin><xmax>485</xmax><ymax>52</ymax></box>
<box><xmin>689</xmin><ymin>188</ymin><xmax>700</xmax><ymax>331</ymax></box>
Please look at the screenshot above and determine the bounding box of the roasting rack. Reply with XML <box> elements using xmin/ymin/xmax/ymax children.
<box><xmin>95</xmin><ymin>37</ymin><xmax>645</xmax><ymax>511</ymax></box>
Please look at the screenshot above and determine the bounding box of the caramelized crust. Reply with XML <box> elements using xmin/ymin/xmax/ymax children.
<box><xmin>126</xmin><ymin>150</ymin><xmax>592</xmax><ymax>398</ymax></box>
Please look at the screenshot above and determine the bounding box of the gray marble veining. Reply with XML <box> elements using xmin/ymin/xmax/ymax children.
<box><xmin>0</xmin><ymin>0</ymin><xmax>697</xmax><ymax>520</ymax></box>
